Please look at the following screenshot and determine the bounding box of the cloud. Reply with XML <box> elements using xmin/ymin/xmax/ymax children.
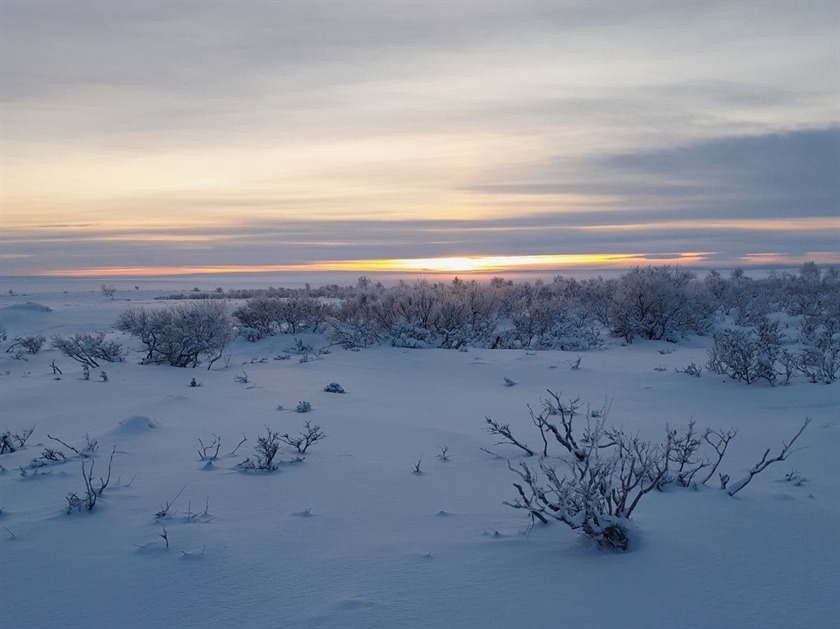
<box><xmin>468</xmin><ymin>127</ymin><xmax>840</xmax><ymax>218</ymax></box>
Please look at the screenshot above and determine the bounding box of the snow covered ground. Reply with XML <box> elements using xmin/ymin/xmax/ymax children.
<box><xmin>0</xmin><ymin>286</ymin><xmax>838</xmax><ymax>629</ymax></box>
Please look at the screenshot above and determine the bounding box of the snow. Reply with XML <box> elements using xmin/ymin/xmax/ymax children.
<box><xmin>0</xmin><ymin>286</ymin><xmax>838</xmax><ymax>629</ymax></box>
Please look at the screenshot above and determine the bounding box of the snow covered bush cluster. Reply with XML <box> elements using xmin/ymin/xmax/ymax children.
<box><xmin>104</xmin><ymin>264</ymin><xmax>840</xmax><ymax>388</ymax></box>
<box><xmin>232</xmin><ymin>295</ymin><xmax>330</xmax><ymax>340</ymax></box>
<box><xmin>116</xmin><ymin>300</ymin><xmax>235</xmax><ymax>369</ymax></box>
<box><xmin>319</xmin><ymin>264</ymin><xmax>838</xmax><ymax>355</ymax></box>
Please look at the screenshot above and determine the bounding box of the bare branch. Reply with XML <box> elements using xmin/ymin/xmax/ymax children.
<box><xmin>228</xmin><ymin>433</ymin><xmax>248</xmax><ymax>456</ymax></box>
<box><xmin>484</xmin><ymin>417</ymin><xmax>534</xmax><ymax>456</ymax></box>
<box><xmin>727</xmin><ymin>418</ymin><xmax>811</xmax><ymax>496</ymax></box>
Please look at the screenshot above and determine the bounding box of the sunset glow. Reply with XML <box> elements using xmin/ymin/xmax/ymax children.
<box><xmin>38</xmin><ymin>253</ymin><xmax>722</xmax><ymax>278</ymax></box>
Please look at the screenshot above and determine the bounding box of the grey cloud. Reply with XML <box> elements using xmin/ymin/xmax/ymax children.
<box><xmin>469</xmin><ymin>128</ymin><xmax>840</xmax><ymax>219</ymax></box>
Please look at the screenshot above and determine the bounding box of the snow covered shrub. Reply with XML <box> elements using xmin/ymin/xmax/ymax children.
<box><xmin>238</xmin><ymin>326</ymin><xmax>262</xmax><ymax>343</ymax></box>
<box><xmin>279</xmin><ymin>296</ymin><xmax>330</xmax><ymax>334</ymax></box>
<box><xmin>675</xmin><ymin>361</ymin><xmax>703</xmax><ymax>377</ymax></box>
<box><xmin>295</xmin><ymin>401</ymin><xmax>312</xmax><ymax>413</ymax></box>
<box><xmin>390</xmin><ymin>322</ymin><xmax>434</xmax><ymax>348</ymax></box>
<box><xmin>0</xmin><ymin>433</ymin><xmax>16</xmax><ymax>454</ymax></box>
<box><xmin>712</xmin><ymin>268</ymin><xmax>775</xmax><ymax>325</ymax></box>
<box><xmin>707</xmin><ymin>318</ymin><xmax>784</xmax><ymax>385</ymax></box>
<box><xmin>323</xmin><ymin>382</ymin><xmax>345</xmax><ymax>393</ymax></box>
<box><xmin>232</xmin><ymin>297</ymin><xmax>283</xmax><ymax>340</ymax></box>
<box><xmin>52</xmin><ymin>331</ymin><xmax>124</xmax><ymax>368</ymax></box>
<box><xmin>609</xmin><ymin>266</ymin><xmax>711</xmax><ymax>342</ymax></box>
<box><xmin>783</xmin><ymin>262</ymin><xmax>839</xmax><ymax>322</ymax></box>
<box><xmin>327</xmin><ymin>289</ymin><xmax>383</xmax><ymax>349</ymax></box>
<box><xmin>798</xmin><ymin>325</ymin><xmax>840</xmax><ymax>383</ymax></box>
<box><xmin>505</xmin><ymin>420</ymin><xmax>669</xmax><ymax>550</ymax></box>
<box><xmin>0</xmin><ymin>426</ymin><xmax>34</xmax><ymax>453</ymax></box>
<box><xmin>794</xmin><ymin>283</ymin><xmax>840</xmax><ymax>383</ymax></box>
<box><xmin>289</xmin><ymin>337</ymin><xmax>314</xmax><ymax>356</ymax></box>
<box><xmin>6</xmin><ymin>335</ymin><xmax>46</xmax><ymax>355</ymax></box>
<box><xmin>100</xmin><ymin>284</ymin><xmax>116</xmax><ymax>300</ymax></box>
<box><xmin>116</xmin><ymin>300</ymin><xmax>235</xmax><ymax>369</ymax></box>
<box><xmin>491</xmin><ymin>393</ymin><xmax>743</xmax><ymax>550</ymax></box>
<box><xmin>238</xmin><ymin>426</ymin><xmax>281</xmax><ymax>472</ymax></box>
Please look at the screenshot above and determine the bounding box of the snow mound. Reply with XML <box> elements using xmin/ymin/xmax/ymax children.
<box><xmin>114</xmin><ymin>415</ymin><xmax>158</xmax><ymax>434</ymax></box>
<box><xmin>2</xmin><ymin>302</ymin><xmax>53</xmax><ymax>313</ymax></box>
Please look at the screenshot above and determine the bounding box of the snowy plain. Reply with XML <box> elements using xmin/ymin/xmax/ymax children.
<box><xmin>0</xmin><ymin>283</ymin><xmax>837</xmax><ymax>629</ymax></box>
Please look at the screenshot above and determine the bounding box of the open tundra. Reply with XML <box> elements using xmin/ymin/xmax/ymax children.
<box><xmin>0</xmin><ymin>281</ymin><xmax>838</xmax><ymax>629</ymax></box>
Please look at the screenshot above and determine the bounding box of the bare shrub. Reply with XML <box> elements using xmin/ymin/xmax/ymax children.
<box><xmin>239</xmin><ymin>426</ymin><xmax>281</xmax><ymax>471</ymax></box>
<box><xmin>505</xmin><ymin>419</ymin><xmax>669</xmax><ymax>550</ymax></box>
<box><xmin>280</xmin><ymin>421</ymin><xmax>326</xmax><ymax>454</ymax></box>
<box><xmin>6</xmin><ymin>335</ymin><xmax>46</xmax><ymax>355</ymax></box>
<box><xmin>52</xmin><ymin>332</ymin><xmax>123</xmax><ymax>368</ymax></box>
<box><xmin>495</xmin><ymin>391</ymin><xmax>809</xmax><ymax>550</ymax></box>
<box><xmin>155</xmin><ymin>484</ymin><xmax>187</xmax><ymax>518</ymax></box>
<box><xmin>197</xmin><ymin>434</ymin><xmax>221</xmax><ymax>461</ymax></box>
<box><xmin>411</xmin><ymin>456</ymin><xmax>423</xmax><ymax>474</ymax></box>
<box><xmin>65</xmin><ymin>446</ymin><xmax>116</xmax><ymax>514</ymax></box>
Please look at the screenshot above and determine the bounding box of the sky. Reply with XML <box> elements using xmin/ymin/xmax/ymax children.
<box><xmin>1</xmin><ymin>1</ymin><xmax>839</xmax><ymax>279</ymax></box>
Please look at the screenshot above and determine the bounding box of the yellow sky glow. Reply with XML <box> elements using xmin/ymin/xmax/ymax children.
<box><xmin>38</xmin><ymin>252</ymin><xmax>716</xmax><ymax>278</ymax></box>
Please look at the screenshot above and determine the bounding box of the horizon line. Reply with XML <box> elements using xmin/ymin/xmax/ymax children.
<box><xmin>4</xmin><ymin>251</ymin><xmax>838</xmax><ymax>279</ymax></box>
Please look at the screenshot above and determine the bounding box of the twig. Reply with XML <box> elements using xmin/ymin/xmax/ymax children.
<box><xmin>228</xmin><ymin>433</ymin><xmax>247</xmax><ymax>456</ymax></box>
<box><xmin>156</xmin><ymin>483</ymin><xmax>187</xmax><ymax>518</ymax></box>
